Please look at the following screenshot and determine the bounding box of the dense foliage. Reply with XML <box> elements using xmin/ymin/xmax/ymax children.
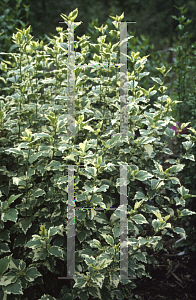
<box><xmin>164</xmin><ymin>5</ymin><xmax>196</xmax><ymax>260</ymax></box>
<box><xmin>0</xmin><ymin>6</ymin><xmax>196</xmax><ymax>300</ymax></box>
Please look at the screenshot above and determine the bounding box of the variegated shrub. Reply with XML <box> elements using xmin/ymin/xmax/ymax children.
<box><xmin>0</xmin><ymin>8</ymin><xmax>196</xmax><ymax>300</ymax></box>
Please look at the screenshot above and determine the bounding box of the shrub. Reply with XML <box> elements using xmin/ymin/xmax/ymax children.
<box><xmin>0</xmin><ymin>8</ymin><xmax>196</xmax><ymax>300</ymax></box>
<box><xmin>165</xmin><ymin>5</ymin><xmax>196</xmax><ymax>261</ymax></box>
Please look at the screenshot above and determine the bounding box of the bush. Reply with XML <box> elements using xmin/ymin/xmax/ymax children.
<box><xmin>0</xmin><ymin>0</ymin><xmax>30</xmax><ymax>97</ymax></box>
<box><xmin>0</xmin><ymin>8</ymin><xmax>196</xmax><ymax>300</ymax></box>
<box><xmin>164</xmin><ymin>5</ymin><xmax>196</xmax><ymax>261</ymax></box>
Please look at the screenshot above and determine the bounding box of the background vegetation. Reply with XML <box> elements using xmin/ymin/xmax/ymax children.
<box><xmin>16</xmin><ymin>0</ymin><xmax>196</xmax><ymax>56</ymax></box>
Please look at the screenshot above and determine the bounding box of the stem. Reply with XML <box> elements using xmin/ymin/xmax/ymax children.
<box><xmin>52</xmin><ymin>121</ymin><xmax>57</xmax><ymax>158</ymax></box>
<box><xmin>25</xmin><ymin>148</ymin><xmax>31</xmax><ymax>217</ymax></box>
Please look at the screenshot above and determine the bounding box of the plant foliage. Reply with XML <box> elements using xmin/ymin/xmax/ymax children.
<box><xmin>0</xmin><ymin>7</ymin><xmax>196</xmax><ymax>300</ymax></box>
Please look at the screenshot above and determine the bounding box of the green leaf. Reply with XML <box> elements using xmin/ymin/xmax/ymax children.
<box><xmin>96</xmin><ymin>185</ymin><xmax>110</xmax><ymax>192</ymax></box>
<box><xmin>181</xmin><ymin>209</ymin><xmax>196</xmax><ymax>216</ymax></box>
<box><xmin>128</xmin><ymin>80</ymin><xmax>138</xmax><ymax>91</ymax></box>
<box><xmin>83</xmin><ymin>125</ymin><xmax>95</xmax><ymax>132</ymax></box>
<box><xmin>152</xmin><ymin>219</ymin><xmax>161</xmax><ymax>232</ymax></box>
<box><xmin>128</xmin><ymin>221</ymin><xmax>139</xmax><ymax>236</ymax></box>
<box><xmin>109</xmin><ymin>271</ymin><xmax>120</xmax><ymax>288</ymax></box>
<box><xmin>45</xmin><ymin>160</ymin><xmax>61</xmax><ymax>171</ymax></box>
<box><xmin>144</xmin><ymin>144</ymin><xmax>153</xmax><ymax>157</ymax></box>
<box><xmin>97</xmin><ymin>253</ymin><xmax>113</xmax><ymax>270</ymax></box>
<box><xmin>153</xmin><ymin>160</ymin><xmax>164</xmax><ymax>175</ymax></box>
<box><xmin>138</xmin><ymin>237</ymin><xmax>147</xmax><ymax>246</ymax></box>
<box><xmin>148</xmin><ymin>236</ymin><xmax>162</xmax><ymax>245</ymax></box>
<box><xmin>94</xmin><ymin>212</ymin><xmax>108</xmax><ymax>224</ymax></box>
<box><xmin>91</xmin><ymin>194</ymin><xmax>102</xmax><ymax>203</ymax></box>
<box><xmin>177</xmin><ymin>186</ymin><xmax>189</xmax><ymax>197</ymax></box>
<box><xmin>32</xmin><ymin>132</ymin><xmax>50</xmax><ymax>141</ymax></box>
<box><xmin>1</xmin><ymin>208</ymin><xmax>18</xmax><ymax>222</ymax></box>
<box><xmin>24</xmin><ymin>266</ymin><xmax>42</xmax><ymax>282</ymax></box>
<box><xmin>32</xmin><ymin>248</ymin><xmax>47</xmax><ymax>261</ymax></box>
<box><xmin>131</xmin><ymin>214</ymin><xmax>148</xmax><ymax>224</ymax></box>
<box><xmin>75</xmin><ymin>210</ymin><xmax>86</xmax><ymax>221</ymax></box>
<box><xmin>2</xmin><ymin>278</ymin><xmax>23</xmax><ymax>294</ymax></box>
<box><xmin>48</xmin><ymin>225</ymin><xmax>64</xmax><ymax>238</ymax></box>
<box><xmin>97</xmin><ymin>155</ymin><xmax>102</xmax><ymax>166</ymax></box>
<box><xmin>173</xmin><ymin>227</ymin><xmax>186</xmax><ymax>239</ymax></box>
<box><xmin>57</xmin><ymin>176</ymin><xmax>68</xmax><ymax>188</ymax></box>
<box><xmin>100</xmin><ymin>234</ymin><xmax>114</xmax><ymax>246</ymax></box>
<box><xmin>150</xmin><ymin>77</ymin><xmax>163</xmax><ymax>85</ymax></box>
<box><xmin>8</xmin><ymin>259</ymin><xmax>26</xmax><ymax>272</ymax></box>
<box><xmin>127</xmin><ymin>238</ymin><xmax>138</xmax><ymax>247</ymax></box>
<box><xmin>133</xmin><ymin>191</ymin><xmax>148</xmax><ymax>201</ymax></box>
<box><xmin>153</xmin><ymin>211</ymin><xmax>163</xmax><ymax>222</ymax></box>
<box><xmin>7</xmin><ymin>75</ymin><xmax>20</xmax><ymax>83</ymax></box>
<box><xmin>29</xmin><ymin>152</ymin><xmax>43</xmax><ymax>164</ymax></box>
<box><xmin>79</xmin><ymin>139</ymin><xmax>89</xmax><ymax>153</ymax></box>
<box><xmin>90</xmin><ymin>273</ymin><xmax>105</xmax><ymax>289</ymax></box>
<box><xmin>0</xmin><ymin>271</ymin><xmax>18</xmax><ymax>287</ymax></box>
<box><xmin>146</xmin><ymin>205</ymin><xmax>160</xmax><ymax>214</ymax></box>
<box><xmin>12</xmin><ymin>177</ymin><xmax>26</xmax><ymax>187</ymax></box>
<box><xmin>76</xmin><ymin>193</ymin><xmax>87</xmax><ymax>202</ymax></box>
<box><xmin>164</xmin><ymin>215</ymin><xmax>170</xmax><ymax>222</ymax></box>
<box><xmin>73</xmin><ymin>277</ymin><xmax>87</xmax><ymax>289</ymax></box>
<box><xmin>0</xmin><ymin>76</ymin><xmax>6</xmax><ymax>84</ymax></box>
<box><xmin>155</xmin><ymin>65</ymin><xmax>166</xmax><ymax>74</ymax></box>
<box><xmin>135</xmin><ymin>170</ymin><xmax>153</xmax><ymax>181</ymax></box>
<box><xmin>87</xmin><ymin>239</ymin><xmax>102</xmax><ymax>249</ymax></box>
<box><xmin>81</xmin><ymin>254</ymin><xmax>96</xmax><ymax>265</ymax></box>
<box><xmin>182</xmin><ymin>141</ymin><xmax>193</xmax><ymax>151</ymax></box>
<box><xmin>31</xmin><ymin>188</ymin><xmax>45</xmax><ymax>199</ymax></box>
<box><xmin>12</xmin><ymin>234</ymin><xmax>25</xmax><ymax>248</ymax></box>
<box><xmin>0</xmin><ymin>255</ymin><xmax>12</xmax><ymax>277</ymax></box>
<box><xmin>39</xmin><ymin>224</ymin><xmax>47</xmax><ymax>237</ymax></box>
<box><xmin>182</xmin><ymin>154</ymin><xmax>195</xmax><ymax>161</ymax></box>
<box><xmin>112</xmin><ymin>226</ymin><xmax>120</xmax><ymax>238</ymax></box>
<box><xmin>68</xmin><ymin>8</ymin><xmax>78</xmax><ymax>21</ymax></box>
<box><xmin>26</xmin><ymin>168</ymin><xmax>35</xmax><ymax>179</ymax></box>
<box><xmin>138</xmin><ymin>72</ymin><xmax>150</xmax><ymax>80</ymax></box>
<box><xmin>77</xmin><ymin>231</ymin><xmax>86</xmax><ymax>243</ymax></box>
<box><xmin>112</xmin><ymin>289</ymin><xmax>125</xmax><ymax>300</ymax></box>
<box><xmin>89</xmin><ymin>286</ymin><xmax>102</xmax><ymax>299</ymax></box>
<box><xmin>48</xmin><ymin>246</ymin><xmax>64</xmax><ymax>260</ymax></box>
<box><xmin>170</xmin><ymin>177</ymin><xmax>181</xmax><ymax>185</ymax></box>
<box><xmin>166</xmin><ymin>127</ymin><xmax>175</xmax><ymax>138</ymax></box>
<box><xmin>162</xmin><ymin>148</ymin><xmax>173</xmax><ymax>155</ymax></box>
<box><xmin>18</xmin><ymin>217</ymin><xmax>33</xmax><ymax>234</ymax></box>
<box><xmin>25</xmin><ymin>238</ymin><xmax>43</xmax><ymax>249</ymax></box>
<box><xmin>134</xmin><ymin>252</ymin><xmax>147</xmax><ymax>263</ymax></box>
<box><xmin>63</xmin><ymin>153</ymin><xmax>77</xmax><ymax>162</ymax></box>
<box><xmin>165</xmin><ymin>164</ymin><xmax>185</xmax><ymax>174</ymax></box>
<box><xmin>78</xmin><ymin>290</ymin><xmax>90</xmax><ymax>300</ymax></box>
<box><xmin>134</xmin><ymin>200</ymin><xmax>145</xmax><ymax>210</ymax></box>
<box><xmin>175</xmin><ymin>197</ymin><xmax>185</xmax><ymax>206</ymax></box>
<box><xmin>59</xmin><ymin>43</ymin><xmax>68</xmax><ymax>51</ymax></box>
<box><xmin>135</xmin><ymin>57</ymin><xmax>147</xmax><ymax>71</ymax></box>
<box><xmin>7</xmin><ymin>194</ymin><xmax>22</xmax><ymax>206</ymax></box>
<box><xmin>0</xmin><ymin>242</ymin><xmax>10</xmax><ymax>255</ymax></box>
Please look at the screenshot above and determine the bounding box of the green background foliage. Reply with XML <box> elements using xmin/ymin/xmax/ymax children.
<box><xmin>23</xmin><ymin>0</ymin><xmax>196</xmax><ymax>53</ymax></box>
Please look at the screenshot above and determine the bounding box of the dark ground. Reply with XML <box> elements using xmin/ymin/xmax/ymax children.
<box><xmin>128</xmin><ymin>238</ymin><xmax>196</xmax><ymax>300</ymax></box>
